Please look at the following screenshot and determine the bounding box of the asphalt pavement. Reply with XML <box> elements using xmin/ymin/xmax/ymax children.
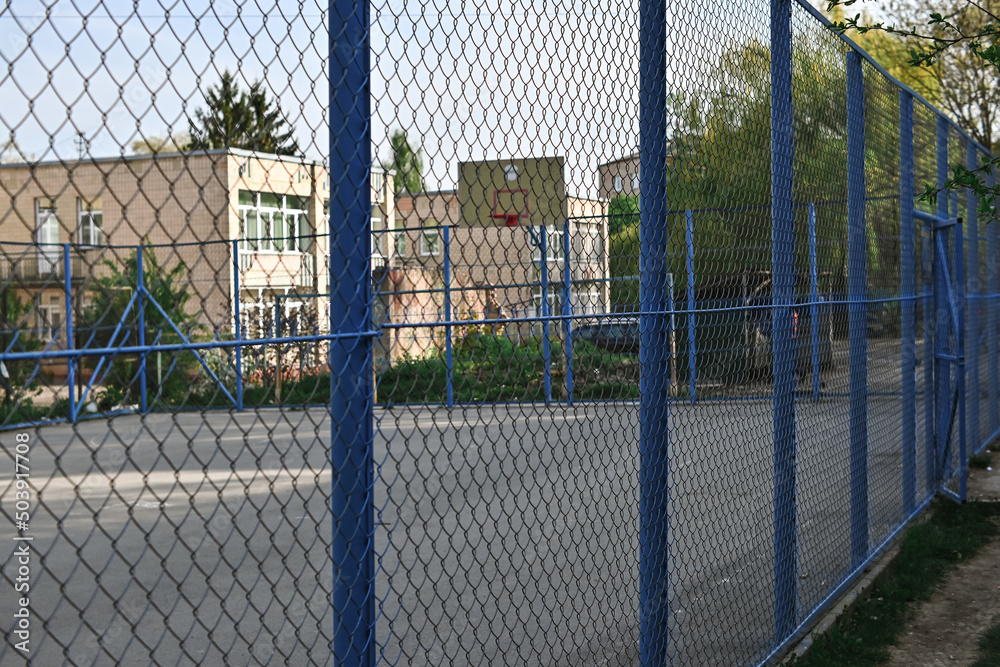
<box><xmin>0</xmin><ymin>390</ymin><xmax>930</xmax><ymax>666</ymax></box>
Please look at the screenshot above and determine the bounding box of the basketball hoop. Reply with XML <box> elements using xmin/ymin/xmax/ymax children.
<box><xmin>492</xmin><ymin>213</ymin><xmax>520</xmax><ymax>227</ymax></box>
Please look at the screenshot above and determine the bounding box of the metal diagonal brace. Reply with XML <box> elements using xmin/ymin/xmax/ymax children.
<box><xmin>935</xmin><ymin>235</ymin><xmax>961</xmax><ymax>337</ymax></box>
<box><xmin>78</xmin><ymin>290</ymin><xmax>140</xmax><ymax>408</ymax></box>
<box><xmin>140</xmin><ymin>287</ymin><xmax>237</xmax><ymax>407</ymax></box>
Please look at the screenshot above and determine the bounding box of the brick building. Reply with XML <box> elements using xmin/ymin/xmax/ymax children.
<box><xmin>0</xmin><ymin>149</ymin><xmax>394</xmax><ymax>372</ymax></box>
<box><xmin>390</xmin><ymin>189</ymin><xmax>610</xmax><ymax>360</ymax></box>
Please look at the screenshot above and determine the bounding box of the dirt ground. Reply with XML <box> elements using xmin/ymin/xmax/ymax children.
<box><xmin>886</xmin><ymin>448</ymin><xmax>1000</xmax><ymax>667</ymax></box>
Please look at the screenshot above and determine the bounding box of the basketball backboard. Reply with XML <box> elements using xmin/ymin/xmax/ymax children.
<box><xmin>458</xmin><ymin>156</ymin><xmax>566</xmax><ymax>227</ymax></box>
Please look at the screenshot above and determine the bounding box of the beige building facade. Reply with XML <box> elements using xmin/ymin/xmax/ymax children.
<box><xmin>597</xmin><ymin>152</ymin><xmax>641</xmax><ymax>199</ymax></box>
<box><xmin>1</xmin><ymin>147</ymin><xmax>611</xmax><ymax>375</ymax></box>
<box><xmin>0</xmin><ymin>149</ymin><xmax>395</xmax><ymax>372</ymax></box>
<box><xmin>391</xmin><ymin>189</ymin><xmax>610</xmax><ymax>360</ymax></box>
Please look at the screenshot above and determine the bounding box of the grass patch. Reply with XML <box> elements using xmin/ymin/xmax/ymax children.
<box><xmin>790</xmin><ymin>500</ymin><xmax>1000</xmax><ymax>666</ymax></box>
<box><xmin>971</xmin><ymin>621</ymin><xmax>1000</xmax><ymax>667</ymax></box>
<box><xmin>378</xmin><ymin>332</ymin><xmax>638</xmax><ymax>404</ymax></box>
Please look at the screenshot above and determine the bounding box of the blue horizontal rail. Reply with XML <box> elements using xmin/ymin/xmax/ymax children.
<box><xmin>0</xmin><ymin>331</ymin><xmax>381</xmax><ymax>362</ymax></box>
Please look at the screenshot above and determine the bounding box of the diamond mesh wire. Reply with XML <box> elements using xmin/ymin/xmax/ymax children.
<box><xmin>0</xmin><ymin>1</ymin><xmax>996</xmax><ymax>666</ymax></box>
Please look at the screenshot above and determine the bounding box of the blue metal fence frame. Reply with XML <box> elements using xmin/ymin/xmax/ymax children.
<box><xmin>771</xmin><ymin>0</ymin><xmax>798</xmax><ymax>642</ymax></box>
<box><xmin>329</xmin><ymin>0</ymin><xmax>376</xmax><ymax>661</ymax></box>
<box><xmin>0</xmin><ymin>0</ymin><xmax>997</xmax><ymax>665</ymax></box>
<box><xmin>638</xmin><ymin>0</ymin><xmax>671</xmax><ymax>654</ymax></box>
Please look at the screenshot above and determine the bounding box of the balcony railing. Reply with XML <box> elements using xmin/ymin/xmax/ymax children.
<box><xmin>0</xmin><ymin>251</ymin><xmax>87</xmax><ymax>282</ymax></box>
<box><xmin>239</xmin><ymin>251</ymin><xmax>316</xmax><ymax>288</ymax></box>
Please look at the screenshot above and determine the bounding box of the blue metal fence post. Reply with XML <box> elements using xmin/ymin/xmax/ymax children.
<box><xmin>934</xmin><ymin>118</ymin><xmax>950</xmax><ymax>486</ymax></box>
<box><xmin>923</xmin><ymin>209</ymin><xmax>936</xmax><ymax>497</ymax></box>
<box><xmin>771</xmin><ymin>0</ymin><xmax>797</xmax><ymax>642</ymax></box>
<box><xmin>990</xmin><ymin>169</ymin><xmax>999</xmax><ymax>438</ymax></box>
<box><xmin>638</xmin><ymin>0</ymin><xmax>672</xmax><ymax>652</ymax></box>
<box><xmin>808</xmin><ymin>203</ymin><xmax>820</xmax><ymax>403</ymax></box>
<box><xmin>955</xmin><ymin>216</ymin><xmax>967</xmax><ymax>500</ymax></box>
<box><xmin>329</xmin><ymin>0</ymin><xmax>375</xmax><ymax>659</ymax></box>
<box><xmin>232</xmin><ymin>240</ymin><xmax>244</xmax><ymax>411</ymax></box>
<box><xmin>540</xmin><ymin>225</ymin><xmax>552</xmax><ymax>405</ymax></box>
<box><xmin>275</xmin><ymin>297</ymin><xmax>283</xmax><ymax>404</ymax></box>
<box><xmin>967</xmin><ymin>143</ymin><xmax>980</xmax><ymax>453</ymax></box>
<box><xmin>686</xmin><ymin>210</ymin><xmax>696</xmax><ymax>404</ymax></box>
<box><xmin>137</xmin><ymin>244</ymin><xmax>148</xmax><ymax>413</ymax></box>
<box><xmin>900</xmin><ymin>91</ymin><xmax>916</xmax><ymax>513</ymax></box>
<box><xmin>443</xmin><ymin>225</ymin><xmax>454</xmax><ymax>408</ymax></box>
<box><xmin>63</xmin><ymin>243</ymin><xmax>76</xmax><ymax>422</ymax></box>
<box><xmin>847</xmin><ymin>51</ymin><xmax>869</xmax><ymax>568</ymax></box>
<box><xmin>562</xmin><ymin>220</ymin><xmax>574</xmax><ymax>405</ymax></box>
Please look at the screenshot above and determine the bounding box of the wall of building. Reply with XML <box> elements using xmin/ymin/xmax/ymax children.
<box><xmin>392</xmin><ymin>190</ymin><xmax>610</xmax><ymax>361</ymax></box>
<box><xmin>597</xmin><ymin>153</ymin><xmax>640</xmax><ymax>199</ymax></box>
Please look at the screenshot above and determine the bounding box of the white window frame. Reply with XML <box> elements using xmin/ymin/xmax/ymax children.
<box><xmin>371</xmin><ymin>213</ymin><xmax>386</xmax><ymax>264</ymax></box>
<box><xmin>77</xmin><ymin>197</ymin><xmax>104</xmax><ymax>247</ymax></box>
<box><xmin>238</xmin><ymin>192</ymin><xmax>307</xmax><ymax>254</ymax></box>
<box><xmin>419</xmin><ymin>225</ymin><xmax>440</xmax><ymax>256</ymax></box>
<box><xmin>631</xmin><ymin>168</ymin><xmax>640</xmax><ymax>191</ymax></box>
<box><xmin>36</xmin><ymin>298</ymin><xmax>61</xmax><ymax>339</ymax></box>
<box><xmin>35</xmin><ymin>199</ymin><xmax>60</xmax><ymax>272</ymax></box>
<box><xmin>532</xmin><ymin>224</ymin><xmax>564</xmax><ymax>263</ymax></box>
<box><xmin>613</xmin><ymin>175</ymin><xmax>623</xmax><ymax>192</ymax></box>
<box><xmin>533</xmin><ymin>286</ymin><xmax>561</xmax><ymax>316</ymax></box>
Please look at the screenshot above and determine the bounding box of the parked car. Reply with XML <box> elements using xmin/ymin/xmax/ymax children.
<box><xmin>747</xmin><ymin>296</ymin><xmax>835</xmax><ymax>376</ymax></box>
<box><xmin>572</xmin><ymin>317</ymin><xmax>640</xmax><ymax>353</ymax></box>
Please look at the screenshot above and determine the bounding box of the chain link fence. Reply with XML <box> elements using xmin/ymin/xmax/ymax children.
<box><xmin>0</xmin><ymin>0</ymin><xmax>997</xmax><ymax>665</ymax></box>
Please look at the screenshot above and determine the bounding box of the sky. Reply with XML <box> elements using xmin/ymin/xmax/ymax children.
<box><xmin>2</xmin><ymin>0</ymin><xmax>799</xmax><ymax>196</ymax></box>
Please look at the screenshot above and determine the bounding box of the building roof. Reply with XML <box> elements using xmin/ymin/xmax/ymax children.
<box><xmin>0</xmin><ymin>147</ymin><xmax>393</xmax><ymax>174</ymax></box>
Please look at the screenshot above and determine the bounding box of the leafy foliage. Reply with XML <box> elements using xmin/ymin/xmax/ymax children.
<box><xmin>608</xmin><ymin>37</ymin><xmax>899</xmax><ymax>312</ymax></box>
<box><xmin>131</xmin><ymin>132</ymin><xmax>192</xmax><ymax>155</ymax></box>
<box><xmin>80</xmin><ymin>246</ymin><xmax>203</xmax><ymax>408</ymax></box>
<box><xmin>383</xmin><ymin>129</ymin><xmax>425</xmax><ymax>195</ymax></box>
<box><xmin>828</xmin><ymin>0</ymin><xmax>1000</xmax><ymax>222</ymax></box>
<box><xmin>0</xmin><ymin>288</ymin><xmax>44</xmax><ymax>408</ymax></box>
<box><xmin>187</xmin><ymin>70</ymin><xmax>299</xmax><ymax>156</ymax></box>
<box><xmin>378</xmin><ymin>333</ymin><xmax>638</xmax><ymax>404</ymax></box>
<box><xmin>608</xmin><ymin>194</ymin><xmax>639</xmax><ymax>235</ymax></box>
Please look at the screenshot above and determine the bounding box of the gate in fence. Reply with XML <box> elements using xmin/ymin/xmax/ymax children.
<box><xmin>1</xmin><ymin>0</ymin><xmax>1000</xmax><ymax>666</ymax></box>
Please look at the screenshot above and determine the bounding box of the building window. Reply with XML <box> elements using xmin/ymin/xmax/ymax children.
<box><xmin>613</xmin><ymin>175</ymin><xmax>623</xmax><ymax>193</ymax></box>
<box><xmin>533</xmin><ymin>286</ymin><xmax>561</xmax><ymax>316</ymax></box>
<box><xmin>372</xmin><ymin>172</ymin><xmax>386</xmax><ymax>203</ymax></box>
<box><xmin>420</xmin><ymin>224</ymin><xmax>440</xmax><ymax>256</ymax></box>
<box><xmin>371</xmin><ymin>211</ymin><xmax>385</xmax><ymax>263</ymax></box>
<box><xmin>238</xmin><ymin>190</ymin><xmax>309</xmax><ymax>253</ymax></box>
<box><xmin>532</xmin><ymin>224</ymin><xmax>564</xmax><ymax>263</ymax></box>
<box><xmin>35</xmin><ymin>199</ymin><xmax>60</xmax><ymax>272</ymax></box>
<box><xmin>238</xmin><ymin>160</ymin><xmax>252</xmax><ymax>178</ymax></box>
<box><xmin>77</xmin><ymin>197</ymin><xmax>104</xmax><ymax>247</ymax></box>
<box><xmin>631</xmin><ymin>168</ymin><xmax>640</xmax><ymax>191</ymax></box>
<box><xmin>393</xmin><ymin>223</ymin><xmax>406</xmax><ymax>257</ymax></box>
<box><xmin>37</xmin><ymin>294</ymin><xmax>61</xmax><ymax>339</ymax></box>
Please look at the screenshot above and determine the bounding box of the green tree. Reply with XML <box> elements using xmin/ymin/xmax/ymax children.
<box><xmin>608</xmin><ymin>36</ymin><xmax>900</xmax><ymax>307</ymax></box>
<box><xmin>828</xmin><ymin>0</ymin><xmax>1000</xmax><ymax>219</ymax></box>
<box><xmin>81</xmin><ymin>247</ymin><xmax>203</xmax><ymax>407</ymax></box>
<box><xmin>608</xmin><ymin>194</ymin><xmax>639</xmax><ymax>235</ymax></box>
<box><xmin>383</xmin><ymin>129</ymin><xmax>424</xmax><ymax>195</ymax></box>
<box><xmin>0</xmin><ymin>288</ymin><xmax>43</xmax><ymax>407</ymax></box>
<box><xmin>188</xmin><ymin>70</ymin><xmax>299</xmax><ymax>156</ymax></box>
<box><xmin>825</xmin><ymin>4</ymin><xmax>943</xmax><ymax>103</ymax></box>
